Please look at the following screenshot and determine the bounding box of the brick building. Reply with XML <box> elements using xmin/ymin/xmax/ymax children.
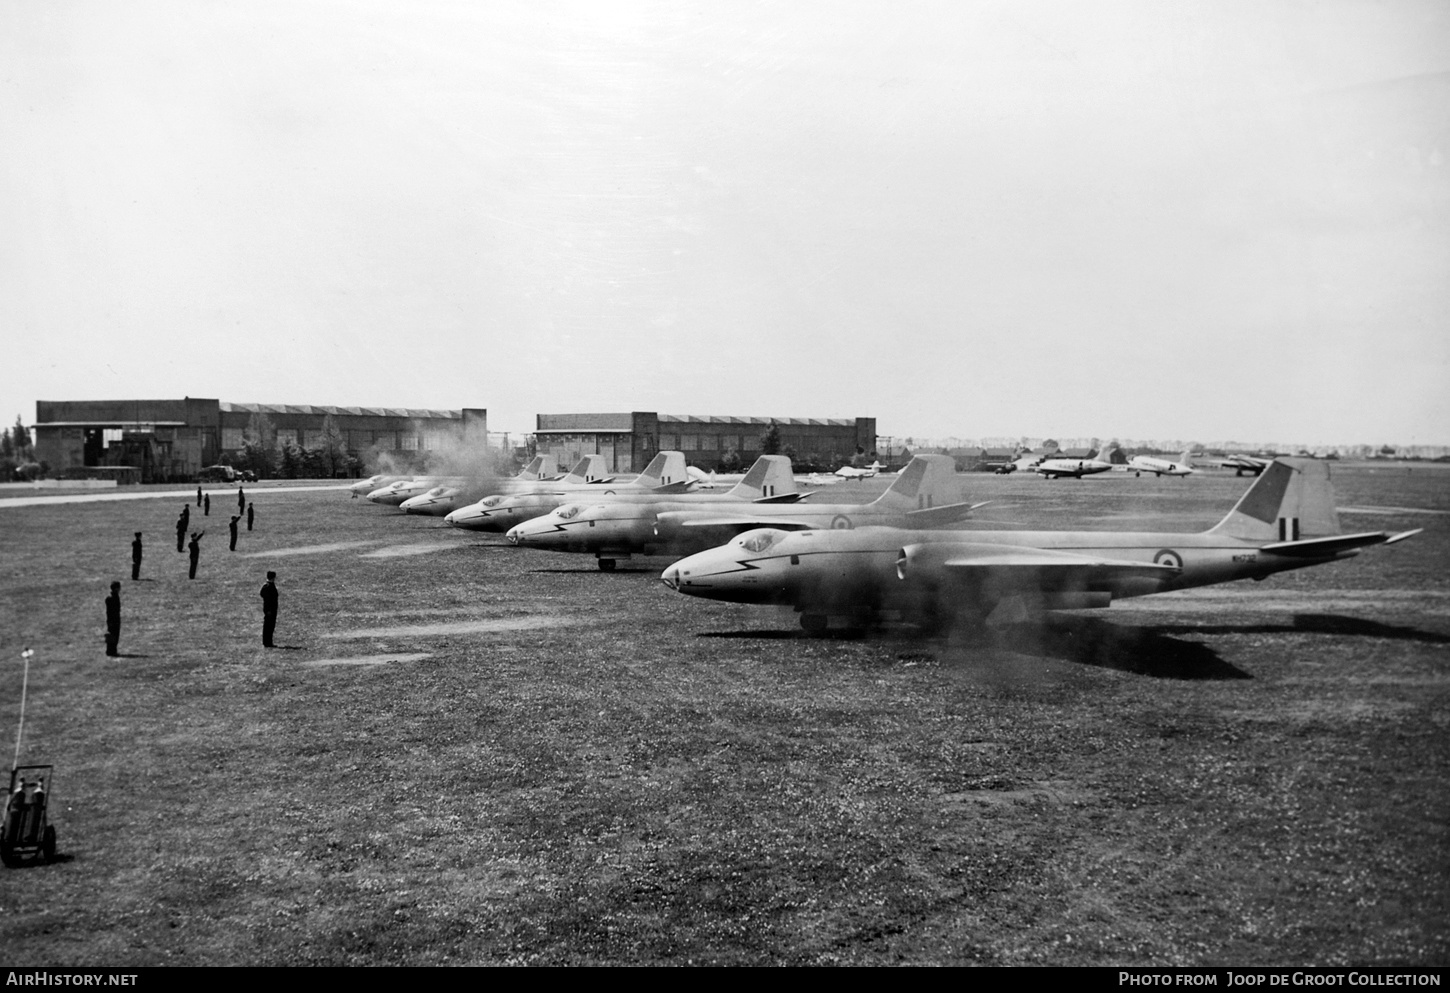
<box><xmin>534</xmin><ymin>412</ymin><xmax>876</xmax><ymax>473</ymax></box>
<box><xmin>33</xmin><ymin>398</ymin><xmax>487</xmax><ymax>482</ymax></box>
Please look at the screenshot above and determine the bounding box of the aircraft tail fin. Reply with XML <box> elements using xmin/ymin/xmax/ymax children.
<box><xmin>728</xmin><ymin>455</ymin><xmax>797</xmax><ymax>500</ymax></box>
<box><xmin>560</xmin><ymin>455</ymin><xmax>608</xmax><ymax>485</ymax></box>
<box><xmin>517</xmin><ymin>455</ymin><xmax>558</xmax><ymax>480</ymax></box>
<box><xmin>871</xmin><ymin>455</ymin><xmax>961</xmax><ymax>511</ymax></box>
<box><xmin>636</xmin><ymin>451</ymin><xmax>688</xmax><ymax>488</ymax></box>
<box><xmin>1208</xmin><ymin>458</ymin><xmax>1341</xmax><ymax>542</ymax></box>
<box><xmin>1178</xmin><ymin>449</ymin><xmax>1193</xmax><ymax>467</ymax></box>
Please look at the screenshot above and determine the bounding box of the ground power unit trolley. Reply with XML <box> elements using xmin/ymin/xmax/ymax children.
<box><xmin>2</xmin><ymin>765</ymin><xmax>57</xmax><ymax>866</ymax></box>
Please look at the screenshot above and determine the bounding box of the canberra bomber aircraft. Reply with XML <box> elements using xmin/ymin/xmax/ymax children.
<box><xmin>443</xmin><ymin>451</ymin><xmax>692</xmax><ymax>532</ymax></box>
<box><xmin>507</xmin><ymin>454</ymin><xmax>979</xmax><ymax>570</ymax></box>
<box><xmin>660</xmin><ymin>458</ymin><xmax>1420</xmax><ymax>634</ymax></box>
<box><xmin>398</xmin><ymin>454</ymin><xmax>614</xmax><ymax>516</ymax></box>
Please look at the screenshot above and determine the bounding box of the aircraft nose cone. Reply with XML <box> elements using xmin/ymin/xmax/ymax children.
<box><xmin>661</xmin><ymin>566</ymin><xmax>678</xmax><ymax>590</ymax></box>
<box><xmin>507</xmin><ymin>528</ymin><xmax>523</xmax><ymax>545</ymax></box>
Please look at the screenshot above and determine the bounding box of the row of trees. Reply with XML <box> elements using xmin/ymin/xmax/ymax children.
<box><xmin>711</xmin><ymin>420</ymin><xmax>869</xmax><ymax>474</ymax></box>
<box><xmin>1</xmin><ymin>415</ymin><xmax>41</xmax><ymax>481</ymax></box>
<box><xmin>223</xmin><ymin>412</ymin><xmax>360</xmax><ymax>480</ymax></box>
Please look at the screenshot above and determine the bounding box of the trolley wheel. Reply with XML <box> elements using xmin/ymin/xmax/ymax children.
<box><xmin>42</xmin><ymin>825</ymin><xmax>56</xmax><ymax>863</ymax></box>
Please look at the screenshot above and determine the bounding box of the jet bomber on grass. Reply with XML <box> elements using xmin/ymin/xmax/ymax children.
<box><xmin>444</xmin><ymin>451</ymin><xmax>691</xmax><ymax>532</ymax></box>
<box><xmin>661</xmin><ymin>458</ymin><xmax>1420</xmax><ymax>634</ymax></box>
<box><xmin>509</xmin><ymin>454</ymin><xmax>979</xmax><ymax>570</ymax></box>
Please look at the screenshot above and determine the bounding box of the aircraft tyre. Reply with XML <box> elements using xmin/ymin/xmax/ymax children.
<box><xmin>799</xmin><ymin>613</ymin><xmax>828</xmax><ymax>635</ymax></box>
<box><xmin>598</xmin><ymin>559</ymin><xmax>616</xmax><ymax>572</ymax></box>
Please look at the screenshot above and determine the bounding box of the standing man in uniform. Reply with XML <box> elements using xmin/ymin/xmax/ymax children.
<box><xmin>176</xmin><ymin>509</ymin><xmax>188</xmax><ymax>552</ymax></box>
<box><xmin>229</xmin><ymin>515</ymin><xmax>240</xmax><ymax>551</ymax></box>
<box><xmin>105</xmin><ymin>582</ymin><xmax>121</xmax><ymax>657</ymax></box>
<box><xmin>196</xmin><ymin>485</ymin><xmax>202</xmax><ymax>507</ymax></box>
<box><xmin>188</xmin><ymin>531</ymin><xmax>205</xmax><ymax>579</ymax></box>
<box><xmin>238</xmin><ymin>486</ymin><xmax>246</xmax><ymax>515</ymax></box>
<box><xmin>131</xmin><ymin>532</ymin><xmax>143</xmax><ymax>581</ymax></box>
<box><xmin>203</xmin><ymin>493</ymin><xmax>210</xmax><ymax>516</ymax></box>
<box><xmin>260</xmin><ymin>571</ymin><xmax>278</xmax><ymax>647</ymax></box>
<box><xmin>246</xmin><ymin>501</ymin><xmax>254</xmax><ymax>531</ymax></box>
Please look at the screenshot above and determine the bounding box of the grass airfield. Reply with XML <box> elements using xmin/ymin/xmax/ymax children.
<box><xmin>0</xmin><ymin>465</ymin><xmax>1446</xmax><ymax>966</ymax></box>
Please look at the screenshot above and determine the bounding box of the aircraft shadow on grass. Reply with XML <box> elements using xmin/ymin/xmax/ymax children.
<box><xmin>528</xmin><ymin>567</ymin><xmax>658</xmax><ymax>575</ymax></box>
<box><xmin>699</xmin><ymin>614</ymin><xmax>1250</xmax><ymax>681</ymax></box>
<box><xmin>110</xmin><ymin>653</ymin><xmax>151</xmax><ymax>660</ymax></box>
<box><xmin>1154</xmin><ymin>613</ymin><xmax>1450</xmax><ymax>646</ymax></box>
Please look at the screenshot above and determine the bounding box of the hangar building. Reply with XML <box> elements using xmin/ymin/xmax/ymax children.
<box><xmin>33</xmin><ymin>398</ymin><xmax>487</xmax><ymax>482</ymax></box>
<box><xmin>535</xmin><ymin>412</ymin><xmax>876</xmax><ymax>473</ymax></box>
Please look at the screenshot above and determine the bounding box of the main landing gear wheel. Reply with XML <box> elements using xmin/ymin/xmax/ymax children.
<box><xmin>598</xmin><ymin>559</ymin><xmax>616</xmax><ymax>572</ymax></box>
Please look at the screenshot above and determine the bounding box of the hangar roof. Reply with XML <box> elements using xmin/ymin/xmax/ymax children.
<box><xmin>220</xmin><ymin>402</ymin><xmax>460</xmax><ymax>420</ymax></box>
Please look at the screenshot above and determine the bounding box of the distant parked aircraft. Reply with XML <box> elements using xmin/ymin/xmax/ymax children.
<box><xmin>661</xmin><ymin>458</ymin><xmax>1420</xmax><ymax>634</ymax></box>
<box><xmin>1032</xmin><ymin>449</ymin><xmax>1118</xmax><ymax>479</ymax></box>
<box><xmin>1125</xmin><ymin>450</ymin><xmax>1195</xmax><ymax>478</ymax></box>
<box><xmin>834</xmin><ymin>460</ymin><xmax>886</xmax><ymax>480</ymax></box>
<box><xmin>1216</xmin><ymin>454</ymin><xmax>1274</xmax><ymax>476</ymax></box>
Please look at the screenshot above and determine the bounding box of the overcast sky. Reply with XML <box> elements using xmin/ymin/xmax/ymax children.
<box><xmin>3</xmin><ymin>1</ymin><xmax>1446</xmax><ymax>446</ymax></box>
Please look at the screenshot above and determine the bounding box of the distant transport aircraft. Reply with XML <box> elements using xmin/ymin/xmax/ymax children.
<box><xmin>660</xmin><ymin>458</ymin><xmax>1420</xmax><ymax>634</ymax></box>
<box><xmin>508</xmin><ymin>455</ymin><xmax>978</xmax><ymax>571</ymax></box>
<box><xmin>1125</xmin><ymin>450</ymin><xmax>1195</xmax><ymax>478</ymax></box>
<box><xmin>1217</xmin><ymin>454</ymin><xmax>1275</xmax><ymax>476</ymax></box>
<box><xmin>443</xmin><ymin>451</ymin><xmax>691</xmax><ymax>532</ymax></box>
<box><xmin>1032</xmin><ymin>449</ymin><xmax>1118</xmax><ymax>479</ymax></box>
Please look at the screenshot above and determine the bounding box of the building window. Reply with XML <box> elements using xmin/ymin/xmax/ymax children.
<box><xmin>660</xmin><ymin>433</ymin><xmax>679</xmax><ymax>450</ymax></box>
<box><xmin>222</xmin><ymin>428</ymin><xmax>244</xmax><ymax>450</ymax></box>
<box><xmin>401</xmin><ymin>434</ymin><xmax>419</xmax><ymax>451</ymax></box>
<box><xmin>681</xmin><ymin>435</ymin><xmax>699</xmax><ymax>451</ymax></box>
<box><xmin>276</xmin><ymin>429</ymin><xmax>297</xmax><ymax>448</ymax></box>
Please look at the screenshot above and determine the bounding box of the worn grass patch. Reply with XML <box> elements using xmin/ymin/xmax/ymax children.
<box><xmin>0</xmin><ymin>464</ymin><xmax>1446</xmax><ymax>965</ymax></box>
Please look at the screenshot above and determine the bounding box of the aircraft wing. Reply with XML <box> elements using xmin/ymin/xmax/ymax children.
<box><xmin>753</xmin><ymin>492</ymin><xmax>807</xmax><ymax>504</ymax></box>
<box><xmin>649</xmin><ymin>481</ymin><xmax>697</xmax><ymax>495</ymax></box>
<box><xmin>903</xmin><ymin>501</ymin><xmax>988</xmax><ymax>527</ymax></box>
<box><xmin>677</xmin><ymin>516</ymin><xmax>823</xmax><ymax>534</ymax></box>
<box><xmin>898</xmin><ymin>542</ymin><xmax>1180</xmax><ymax>591</ymax></box>
<box><xmin>1260</xmin><ymin>529</ymin><xmax>1422</xmax><ymax>557</ymax></box>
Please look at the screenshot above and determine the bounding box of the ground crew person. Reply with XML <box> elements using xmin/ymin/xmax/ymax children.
<box><xmin>246</xmin><ymin>502</ymin><xmax>254</xmax><ymax>531</ymax></box>
<box><xmin>260</xmin><ymin>571</ymin><xmax>278</xmax><ymax>647</ymax></box>
<box><xmin>229</xmin><ymin>515</ymin><xmax>240</xmax><ymax>551</ymax></box>
<box><xmin>176</xmin><ymin>510</ymin><xmax>188</xmax><ymax>552</ymax></box>
<box><xmin>238</xmin><ymin>486</ymin><xmax>246</xmax><ymax>514</ymax></box>
<box><xmin>188</xmin><ymin>531</ymin><xmax>205</xmax><ymax>579</ymax></box>
<box><xmin>131</xmin><ymin>532</ymin><xmax>143</xmax><ymax>581</ymax></box>
<box><xmin>105</xmin><ymin>582</ymin><xmax>121</xmax><ymax>657</ymax></box>
<box><xmin>203</xmin><ymin>493</ymin><xmax>210</xmax><ymax>516</ymax></box>
<box><xmin>196</xmin><ymin>486</ymin><xmax>202</xmax><ymax>507</ymax></box>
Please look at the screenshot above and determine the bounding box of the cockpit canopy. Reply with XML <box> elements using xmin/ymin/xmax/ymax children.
<box><xmin>556</xmin><ymin>504</ymin><xmax>582</xmax><ymax>520</ymax></box>
<box><xmin>480</xmin><ymin>496</ymin><xmax>502</xmax><ymax>507</ymax></box>
<box><xmin>739</xmin><ymin>529</ymin><xmax>789</xmax><ymax>553</ymax></box>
